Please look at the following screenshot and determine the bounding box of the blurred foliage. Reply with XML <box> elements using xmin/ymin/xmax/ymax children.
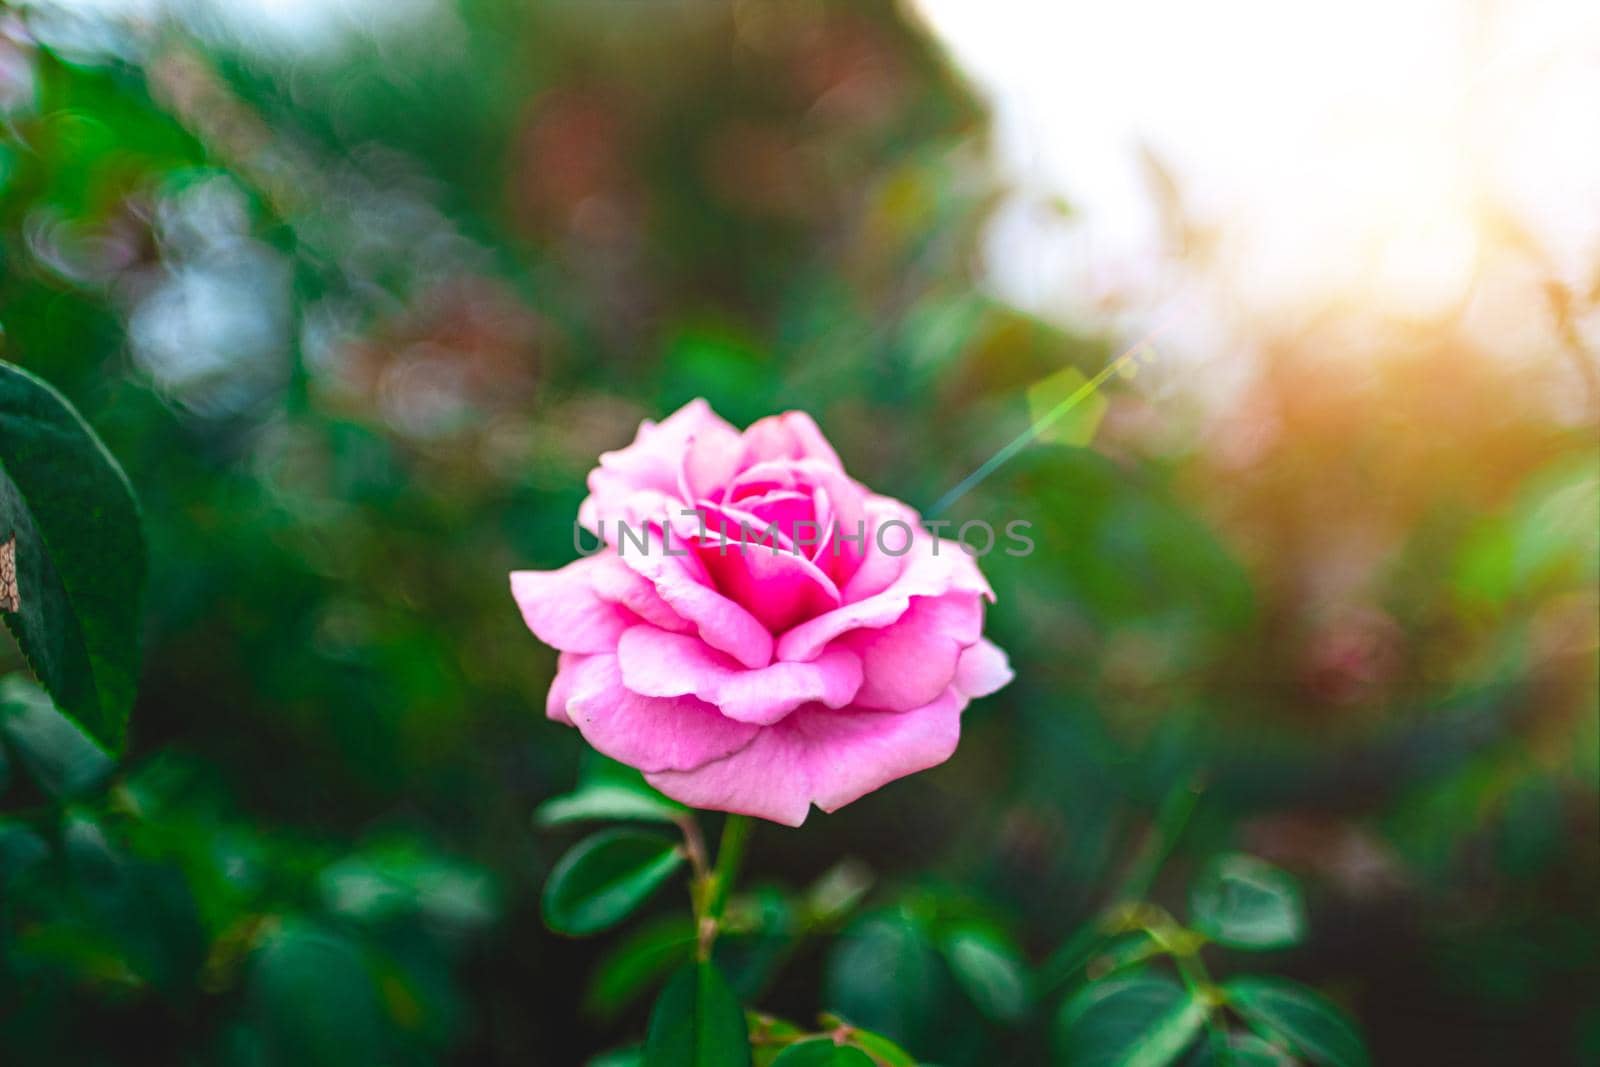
<box><xmin>0</xmin><ymin>0</ymin><xmax>1596</xmax><ymax>1062</ymax></box>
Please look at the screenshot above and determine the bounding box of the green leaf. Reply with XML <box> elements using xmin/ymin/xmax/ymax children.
<box><xmin>844</xmin><ymin>1028</ymin><xmax>918</xmax><ymax>1067</ymax></box>
<box><xmin>586</xmin><ymin>915</ymin><xmax>697</xmax><ymax>1019</ymax></box>
<box><xmin>1086</xmin><ymin>931</ymin><xmax>1162</xmax><ymax>981</ymax></box>
<box><xmin>543</xmin><ymin>829</ymin><xmax>685</xmax><ymax>936</ymax></box>
<box><xmin>319</xmin><ymin>841</ymin><xmax>497</xmax><ymax>931</ymax></box>
<box><xmin>1189</xmin><ymin>854</ymin><xmax>1305</xmax><ymax>950</ymax></box>
<box><xmin>1056</xmin><ymin>973</ymin><xmax>1208</xmax><ymax>1067</ymax></box>
<box><xmin>769</xmin><ymin>1039</ymin><xmax>876</xmax><ymax>1067</ymax></box>
<box><xmin>0</xmin><ymin>360</ymin><xmax>144</xmax><ymax>753</ymax></box>
<box><xmin>538</xmin><ymin>784</ymin><xmax>688</xmax><ymax>827</ymax></box>
<box><xmin>750</xmin><ymin>1013</ymin><xmax>807</xmax><ymax>1067</ymax></box>
<box><xmin>645</xmin><ymin>961</ymin><xmax>752</xmax><ymax>1067</ymax></box>
<box><xmin>1181</xmin><ymin>1032</ymin><xmax>1292</xmax><ymax>1066</ymax></box>
<box><xmin>940</xmin><ymin>925</ymin><xmax>1029</xmax><ymax>1021</ymax></box>
<box><xmin>1224</xmin><ymin>976</ymin><xmax>1369</xmax><ymax>1067</ymax></box>
<box><xmin>59</xmin><ymin>813</ymin><xmax>207</xmax><ymax>991</ymax></box>
<box><xmin>0</xmin><ymin>818</ymin><xmax>48</xmax><ymax>886</ymax></box>
<box><xmin>247</xmin><ymin>918</ymin><xmax>388</xmax><ymax>1067</ymax></box>
<box><xmin>590</xmin><ymin>1048</ymin><xmax>647</xmax><ymax>1067</ymax></box>
<box><xmin>718</xmin><ymin>888</ymin><xmax>798</xmax><ymax>999</ymax></box>
<box><xmin>801</xmin><ymin>860</ymin><xmax>873</xmax><ymax>926</ymax></box>
<box><xmin>539</xmin><ymin>753</ymin><xmax>689</xmax><ymax>827</ymax></box>
<box><xmin>823</xmin><ymin>912</ymin><xmax>948</xmax><ymax>1050</ymax></box>
<box><xmin>0</xmin><ymin>674</ymin><xmax>114</xmax><ymax>798</ymax></box>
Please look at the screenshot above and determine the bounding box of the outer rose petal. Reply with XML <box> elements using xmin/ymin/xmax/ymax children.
<box><xmin>680</xmin><ymin>421</ymin><xmax>746</xmax><ymax>502</ymax></box>
<box><xmin>955</xmin><ymin>639</ymin><xmax>1014</xmax><ymax>698</ymax></box>
<box><xmin>844</xmin><ymin>594</ymin><xmax>984</xmax><ymax>711</ymax></box>
<box><xmin>587</xmin><ymin>488</ymin><xmax>705</xmax><ymax>548</ymax></box>
<box><xmin>545</xmin><ymin>651</ymin><xmax>590</xmax><ymax>724</ymax></box>
<box><xmin>510</xmin><ymin>559</ymin><xmax>634</xmax><ymax>653</ymax></box>
<box><xmin>645</xmin><ymin>688</ymin><xmax>968</xmax><ymax>827</ymax></box>
<box><xmin>617</xmin><ymin>625</ymin><xmax>862</xmax><ymax>725</ymax></box>
<box><xmin>579</xmin><ymin>399</ymin><xmax>741</xmax><ymax>536</ymax></box>
<box><xmin>587</xmin><ymin>552</ymin><xmax>691</xmax><ymax>632</ymax></box>
<box><xmin>740</xmin><ymin>411</ymin><xmax>844</xmax><ymax>470</ymax></box>
<box><xmin>563</xmin><ymin>655</ymin><xmax>758</xmax><ymax>773</ymax></box>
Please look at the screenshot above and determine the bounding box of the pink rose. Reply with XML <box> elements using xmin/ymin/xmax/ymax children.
<box><xmin>511</xmin><ymin>399</ymin><xmax>1012</xmax><ymax>826</ymax></box>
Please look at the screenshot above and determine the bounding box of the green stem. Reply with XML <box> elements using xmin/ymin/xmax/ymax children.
<box><xmin>1032</xmin><ymin>918</ymin><xmax>1108</xmax><ymax>998</ymax></box>
<box><xmin>1170</xmin><ymin>941</ymin><xmax>1230</xmax><ymax>1066</ymax></box>
<box><xmin>1119</xmin><ymin>774</ymin><xmax>1204</xmax><ymax>905</ymax></box>
<box><xmin>697</xmin><ymin>814</ymin><xmax>752</xmax><ymax>960</ymax></box>
<box><xmin>1034</xmin><ymin>775</ymin><xmax>1204</xmax><ymax>997</ymax></box>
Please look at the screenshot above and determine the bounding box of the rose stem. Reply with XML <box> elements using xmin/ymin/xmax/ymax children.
<box><xmin>696</xmin><ymin>813</ymin><xmax>753</xmax><ymax>961</ymax></box>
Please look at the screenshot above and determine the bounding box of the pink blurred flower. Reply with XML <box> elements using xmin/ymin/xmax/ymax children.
<box><xmin>511</xmin><ymin>399</ymin><xmax>1011</xmax><ymax>825</ymax></box>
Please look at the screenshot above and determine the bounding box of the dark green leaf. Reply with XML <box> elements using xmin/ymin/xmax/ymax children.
<box><xmin>543</xmin><ymin>829</ymin><xmax>685</xmax><ymax>936</ymax></box>
<box><xmin>1225</xmin><ymin>976</ymin><xmax>1369</xmax><ymax>1067</ymax></box>
<box><xmin>590</xmin><ymin>1047</ymin><xmax>647</xmax><ymax>1067</ymax></box>
<box><xmin>844</xmin><ymin>1028</ymin><xmax>918</xmax><ymax>1067</ymax></box>
<box><xmin>0</xmin><ymin>360</ymin><xmax>144</xmax><ymax>753</ymax></box>
<box><xmin>718</xmin><ymin>888</ymin><xmax>798</xmax><ymax>999</ymax></box>
<box><xmin>823</xmin><ymin>912</ymin><xmax>949</xmax><ymax>1052</ymax></box>
<box><xmin>587</xmin><ymin>915</ymin><xmax>697</xmax><ymax>1019</ymax></box>
<box><xmin>940</xmin><ymin>925</ymin><xmax>1029</xmax><ymax>1021</ymax></box>
<box><xmin>247</xmin><ymin>918</ymin><xmax>387</xmax><ymax>1067</ymax></box>
<box><xmin>645</xmin><ymin>961</ymin><xmax>752</xmax><ymax>1067</ymax></box>
<box><xmin>1181</xmin><ymin>1032</ymin><xmax>1292</xmax><ymax>1066</ymax></box>
<box><xmin>60</xmin><ymin>814</ymin><xmax>207</xmax><ymax>990</ymax></box>
<box><xmin>0</xmin><ymin>818</ymin><xmax>48</xmax><ymax>886</ymax></box>
<box><xmin>0</xmin><ymin>674</ymin><xmax>114</xmax><ymax>798</ymax></box>
<box><xmin>1056</xmin><ymin>973</ymin><xmax>1208</xmax><ymax>1067</ymax></box>
<box><xmin>538</xmin><ymin>784</ymin><xmax>688</xmax><ymax>827</ymax></box>
<box><xmin>1190</xmin><ymin>854</ymin><xmax>1305</xmax><ymax>950</ymax></box>
<box><xmin>769</xmin><ymin>1039</ymin><xmax>876</xmax><ymax>1067</ymax></box>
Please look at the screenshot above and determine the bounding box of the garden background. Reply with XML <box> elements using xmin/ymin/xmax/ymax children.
<box><xmin>0</xmin><ymin>0</ymin><xmax>1596</xmax><ymax>1063</ymax></box>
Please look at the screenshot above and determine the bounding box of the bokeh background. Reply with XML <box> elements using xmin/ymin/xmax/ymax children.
<box><xmin>0</xmin><ymin>0</ymin><xmax>1596</xmax><ymax>1063</ymax></box>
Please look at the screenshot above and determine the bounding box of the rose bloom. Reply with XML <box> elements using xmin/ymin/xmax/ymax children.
<box><xmin>511</xmin><ymin>400</ymin><xmax>1011</xmax><ymax>825</ymax></box>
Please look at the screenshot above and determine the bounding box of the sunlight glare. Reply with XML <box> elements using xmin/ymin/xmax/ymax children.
<box><xmin>911</xmin><ymin>0</ymin><xmax>1600</xmax><ymax>329</ymax></box>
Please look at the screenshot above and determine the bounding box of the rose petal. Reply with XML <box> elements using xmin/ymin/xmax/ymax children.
<box><xmin>580</xmin><ymin>399</ymin><xmax>740</xmax><ymax>536</ymax></box>
<box><xmin>955</xmin><ymin>639</ymin><xmax>1013</xmax><ymax>699</ymax></box>
<box><xmin>647</xmin><ymin>727</ymin><xmax>814</xmax><ymax>827</ymax></box>
<box><xmin>588</xmin><ymin>551</ymin><xmax>692</xmax><ymax>632</ymax></box>
<box><xmin>510</xmin><ymin>559</ymin><xmax>634</xmax><ymax>653</ymax></box>
<box><xmin>740</xmin><ymin>410</ymin><xmax>843</xmax><ymax>470</ymax></box>
<box><xmin>697</xmin><ymin>539</ymin><xmax>842</xmax><ymax>634</ymax></box>
<box><xmin>545</xmin><ymin>652</ymin><xmax>590</xmax><ymax>724</ymax></box>
<box><xmin>617</xmin><ymin>625</ymin><xmax>862</xmax><ymax>725</ymax></box>
<box><xmin>739</xmin><ymin>490</ymin><xmax>815</xmax><ymax>546</ymax></box>
<box><xmin>645</xmin><ymin>687</ymin><xmax>968</xmax><ymax>827</ymax></box>
<box><xmin>697</xmin><ymin>498</ymin><xmax>799</xmax><ymax>553</ymax></box>
<box><xmin>777</xmin><ymin>536</ymin><xmax>990</xmax><ymax>661</ymax></box>
<box><xmin>843</xmin><ymin>594</ymin><xmax>984</xmax><ymax>710</ymax></box>
<box><xmin>801</xmin><ymin>688</ymin><xmax>967</xmax><ymax>811</ymax></box>
<box><xmin>621</xmin><ymin>549</ymin><xmax>773</xmax><ymax>668</ymax></box>
<box><xmin>584</xmin><ymin>489</ymin><xmax>705</xmax><ymax>551</ymax></box>
<box><xmin>680</xmin><ymin>419</ymin><xmax>747</xmax><ymax>502</ymax></box>
<box><xmin>563</xmin><ymin>655</ymin><xmax>759</xmax><ymax>773</ymax></box>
